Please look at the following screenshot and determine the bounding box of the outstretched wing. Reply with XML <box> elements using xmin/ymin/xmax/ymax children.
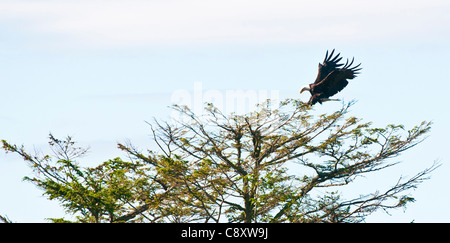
<box><xmin>313</xmin><ymin>49</ymin><xmax>344</xmax><ymax>84</ymax></box>
<box><xmin>315</xmin><ymin>59</ymin><xmax>361</xmax><ymax>97</ymax></box>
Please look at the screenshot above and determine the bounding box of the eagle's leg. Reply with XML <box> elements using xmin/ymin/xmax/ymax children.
<box><xmin>320</xmin><ymin>98</ymin><xmax>340</xmax><ymax>103</ymax></box>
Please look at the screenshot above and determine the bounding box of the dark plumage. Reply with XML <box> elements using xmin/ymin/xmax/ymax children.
<box><xmin>300</xmin><ymin>49</ymin><xmax>361</xmax><ymax>105</ymax></box>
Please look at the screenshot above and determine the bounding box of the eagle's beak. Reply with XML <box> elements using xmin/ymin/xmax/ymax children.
<box><xmin>299</xmin><ymin>85</ymin><xmax>310</xmax><ymax>95</ymax></box>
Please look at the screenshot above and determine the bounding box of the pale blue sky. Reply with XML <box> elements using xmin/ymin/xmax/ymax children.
<box><xmin>1</xmin><ymin>0</ymin><xmax>450</xmax><ymax>222</ymax></box>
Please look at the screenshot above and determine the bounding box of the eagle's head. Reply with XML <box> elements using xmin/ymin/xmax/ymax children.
<box><xmin>299</xmin><ymin>85</ymin><xmax>310</xmax><ymax>94</ymax></box>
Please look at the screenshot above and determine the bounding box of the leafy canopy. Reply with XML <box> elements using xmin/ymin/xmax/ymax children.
<box><xmin>1</xmin><ymin>99</ymin><xmax>438</xmax><ymax>222</ymax></box>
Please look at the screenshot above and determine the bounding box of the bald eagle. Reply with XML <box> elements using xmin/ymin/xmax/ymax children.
<box><xmin>300</xmin><ymin>49</ymin><xmax>361</xmax><ymax>105</ymax></box>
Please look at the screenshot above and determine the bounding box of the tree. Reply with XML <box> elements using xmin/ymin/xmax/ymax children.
<box><xmin>1</xmin><ymin>99</ymin><xmax>439</xmax><ymax>222</ymax></box>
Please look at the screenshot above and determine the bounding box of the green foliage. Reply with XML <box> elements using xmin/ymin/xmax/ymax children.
<box><xmin>2</xmin><ymin>136</ymin><xmax>154</xmax><ymax>223</ymax></box>
<box><xmin>1</xmin><ymin>99</ymin><xmax>439</xmax><ymax>223</ymax></box>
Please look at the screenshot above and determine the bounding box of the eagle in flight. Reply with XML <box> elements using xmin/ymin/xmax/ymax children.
<box><xmin>300</xmin><ymin>49</ymin><xmax>361</xmax><ymax>105</ymax></box>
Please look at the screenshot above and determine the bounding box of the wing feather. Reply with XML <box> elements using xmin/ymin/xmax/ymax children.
<box><xmin>314</xmin><ymin>61</ymin><xmax>361</xmax><ymax>98</ymax></box>
<box><xmin>314</xmin><ymin>49</ymin><xmax>344</xmax><ymax>84</ymax></box>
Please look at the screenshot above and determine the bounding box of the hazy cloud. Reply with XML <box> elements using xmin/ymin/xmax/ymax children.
<box><xmin>0</xmin><ymin>0</ymin><xmax>449</xmax><ymax>47</ymax></box>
